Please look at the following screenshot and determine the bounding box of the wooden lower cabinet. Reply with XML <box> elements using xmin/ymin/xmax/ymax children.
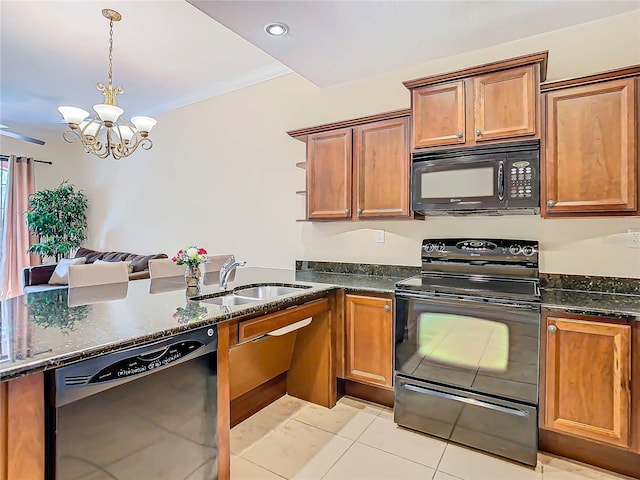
<box><xmin>0</xmin><ymin>372</ymin><xmax>45</xmax><ymax>480</ymax></box>
<box><xmin>543</xmin><ymin>313</ymin><xmax>633</xmax><ymax>449</ymax></box>
<box><xmin>344</xmin><ymin>294</ymin><xmax>393</xmax><ymax>388</ymax></box>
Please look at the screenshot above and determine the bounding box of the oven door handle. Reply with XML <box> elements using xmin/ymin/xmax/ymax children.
<box><xmin>395</xmin><ymin>291</ymin><xmax>539</xmax><ymax>310</ymax></box>
<box><xmin>402</xmin><ymin>384</ymin><xmax>529</xmax><ymax>417</ymax></box>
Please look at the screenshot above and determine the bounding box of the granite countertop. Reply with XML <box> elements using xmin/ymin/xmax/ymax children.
<box><xmin>0</xmin><ymin>267</ymin><xmax>400</xmax><ymax>381</ymax></box>
<box><xmin>540</xmin><ymin>273</ymin><xmax>640</xmax><ymax>321</ymax></box>
<box><xmin>541</xmin><ymin>289</ymin><xmax>640</xmax><ymax>320</ymax></box>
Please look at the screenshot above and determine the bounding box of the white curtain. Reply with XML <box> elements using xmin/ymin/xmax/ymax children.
<box><xmin>0</xmin><ymin>155</ymin><xmax>37</xmax><ymax>299</ymax></box>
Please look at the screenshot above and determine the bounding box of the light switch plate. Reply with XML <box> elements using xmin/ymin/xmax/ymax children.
<box><xmin>375</xmin><ymin>229</ymin><xmax>385</xmax><ymax>243</ymax></box>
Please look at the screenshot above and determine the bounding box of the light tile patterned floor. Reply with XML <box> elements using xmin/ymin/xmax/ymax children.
<box><xmin>230</xmin><ymin>395</ymin><xmax>636</xmax><ymax>480</ymax></box>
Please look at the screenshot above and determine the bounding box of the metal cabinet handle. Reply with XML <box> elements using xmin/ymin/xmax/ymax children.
<box><xmin>455</xmin><ymin>131</ymin><xmax>463</xmax><ymax>138</ymax></box>
<box><xmin>384</xmin><ymin>305</ymin><xmax>390</xmax><ymax>311</ymax></box>
<box><xmin>548</xmin><ymin>325</ymin><xmax>557</xmax><ymax>333</ymax></box>
<box><xmin>547</xmin><ymin>200</ymin><xmax>556</xmax><ymax>207</ymax></box>
<box><xmin>344</xmin><ymin>208</ymin><xmax>350</xmax><ymax>215</ymax></box>
<box><xmin>475</xmin><ymin>129</ymin><xmax>482</xmax><ymax>136</ymax></box>
<box><xmin>356</xmin><ymin>208</ymin><xmax>362</xmax><ymax>216</ymax></box>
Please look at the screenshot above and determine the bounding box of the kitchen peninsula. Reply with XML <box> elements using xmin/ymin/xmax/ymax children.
<box><xmin>0</xmin><ymin>266</ymin><xmax>402</xmax><ymax>480</ymax></box>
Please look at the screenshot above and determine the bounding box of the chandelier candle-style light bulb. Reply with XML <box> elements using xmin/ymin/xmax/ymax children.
<box><xmin>57</xmin><ymin>9</ymin><xmax>157</xmax><ymax>159</ymax></box>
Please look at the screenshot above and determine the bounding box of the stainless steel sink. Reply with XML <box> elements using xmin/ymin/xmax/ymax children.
<box><xmin>200</xmin><ymin>294</ymin><xmax>258</xmax><ymax>306</ymax></box>
<box><xmin>234</xmin><ymin>284</ymin><xmax>310</xmax><ymax>300</ymax></box>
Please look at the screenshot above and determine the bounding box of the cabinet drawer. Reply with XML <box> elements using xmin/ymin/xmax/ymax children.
<box><xmin>238</xmin><ymin>297</ymin><xmax>329</xmax><ymax>342</ymax></box>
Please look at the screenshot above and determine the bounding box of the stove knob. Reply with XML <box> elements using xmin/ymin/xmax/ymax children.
<box><xmin>522</xmin><ymin>245</ymin><xmax>535</xmax><ymax>256</ymax></box>
<box><xmin>436</xmin><ymin>242</ymin><xmax>446</xmax><ymax>252</ymax></box>
<box><xmin>509</xmin><ymin>244</ymin><xmax>521</xmax><ymax>255</ymax></box>
<box><xmin>423</xmin><ymin>243</ymin><xmax>435</xmax><ymax>252</ymax></box>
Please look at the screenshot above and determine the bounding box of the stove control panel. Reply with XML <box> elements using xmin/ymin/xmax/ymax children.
<box><xmin>422</xmin><ymin>238</ymin><xmax>538</xmax><ymax>262</ymax></box>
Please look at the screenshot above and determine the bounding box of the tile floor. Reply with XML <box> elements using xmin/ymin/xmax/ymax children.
<box><xmin>230</xmin><ymin>395</ymin><xmax>636</xmax><ymax>480</ymax></box>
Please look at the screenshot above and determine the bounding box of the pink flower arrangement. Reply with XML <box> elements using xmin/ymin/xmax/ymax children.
<box><xmin>172</xmin><ymin>245</ymin><xmax>209</xmax><ymax>269</ymax></box>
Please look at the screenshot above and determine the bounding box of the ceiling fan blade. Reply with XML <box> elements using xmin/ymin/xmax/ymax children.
<box><xmin>0</xmin><ymin>129</ymin><xmax>45</xmax><ymax>145</ymax></box>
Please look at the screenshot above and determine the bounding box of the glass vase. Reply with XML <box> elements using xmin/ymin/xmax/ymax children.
<box><xmin>185</xmin><ymin>265</ymin><xmax>202</xmax><ymax>295</ymax></box>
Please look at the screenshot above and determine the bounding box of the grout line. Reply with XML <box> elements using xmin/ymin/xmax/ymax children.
<box><xmin>318</xmin><ymin>438</ymin><xmax>356</xmax><ymax>479</ymax></box>
<box><xmin>232</xmin><ymin>454</ymin><xmax>287</xmax><ymax>479</ymax></box>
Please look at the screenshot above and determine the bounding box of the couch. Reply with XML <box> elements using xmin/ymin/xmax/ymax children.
<box><xmin>22</xmin><ymin>248</ymin><xmax>168</xmax><ymax>293</ymax></box>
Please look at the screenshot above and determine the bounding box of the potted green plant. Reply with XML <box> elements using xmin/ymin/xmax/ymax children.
<box><xmin>26</xmin><ymin>181</ymin><xmax>88</xmax><ymax>262</ymax></box>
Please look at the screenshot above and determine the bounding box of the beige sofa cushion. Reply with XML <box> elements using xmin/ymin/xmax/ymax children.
<box><xmin>48</xmin><ymin>257</ymin><xmax>87</xmax><ymax>285</ymax></box>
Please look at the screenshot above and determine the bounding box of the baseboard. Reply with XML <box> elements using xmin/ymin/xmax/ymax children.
<box><xmin>342</xmin><ymin>379</ymin><xmax>394</xmax><ymax>408</ymax></box>
<box><xmin>230</xmin><ymin>373</ymin><xmax>287</xmax><ymax>428</ymax></box>
<box><xmin>539</xmin><ymin>427</ymin><xmax>640</xmax><ymax>478</ymax></box>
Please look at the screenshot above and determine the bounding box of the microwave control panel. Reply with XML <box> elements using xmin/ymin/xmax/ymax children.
<box><xmin>508</xmin><ymin>160</ymin><xmax>535</xmax><ymax>199</ymax></box>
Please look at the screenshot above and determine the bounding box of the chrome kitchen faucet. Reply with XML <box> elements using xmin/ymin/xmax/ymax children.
<box><xmin>219</xmin><ymin>255</ymin><xmax>246</xmax><ymax>290</ymax></box>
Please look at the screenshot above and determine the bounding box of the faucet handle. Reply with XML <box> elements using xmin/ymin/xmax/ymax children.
<box><xmin>222</xmin><ymin>255</ymin><xmax>235</xmax><ymax>268</ymax></box>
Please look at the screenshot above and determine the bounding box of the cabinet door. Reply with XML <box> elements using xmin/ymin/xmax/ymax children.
<box><xmin>543</xmin><ymin>78</ymin><xmax>637</xmax><ymax>215</ymax></box>
<box><xmin>544</xmin><ymin>316</ymin><xmax>631</xmax><ymax>448</ymax></box>
<box><xmin>474</xmin><ymin>65</ymin><xmax>536</xmax><ymax>141</ymax></box>
<box><xmin>354</xmin><ymin>117</ymin><xmax>410</xmax><ymax>218</ymax></box>
<box><xmin>307</xmin><ymin>128</ymin><xmax>352</xmax><ymax>219</ymax></box>
<box><xmin>0</xmin><ymin>373</ymin><xmax>45</xmax><ymax>480</ymax></box>
<box><xmin>345</xmin><ymin>294</ymin><xmax>393</xmax><ymax>388</ymax></box>
<box><xmin>412</xmin><ymin>81</ymin><xmax>466</xmax><ymax>149</ymax></box>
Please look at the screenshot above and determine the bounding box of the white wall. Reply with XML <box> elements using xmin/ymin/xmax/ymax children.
<box><xmin>33</xmin><ymin>10</ymin><xmax>640</xmax><ymax>278</ymax></box>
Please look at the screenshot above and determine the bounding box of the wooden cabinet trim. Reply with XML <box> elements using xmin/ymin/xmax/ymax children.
<box><xmin>238</xmin><ymin>297</ymin><xmax>329</xmax><ymax>342</ymax></box>
<box><xmin>403</xmin><ymin>51</ymin><xmax>548</xmax><ymax>89</ymax></box>
<box><xmin>543</xmin><ymin>77</ymin><xmax>637</xmax><ymax>215</ymax></box>
<box><xmin>287</xmin><ymin>109</ymin><xmax>410</xmax><ymax>140</ymax></box>
<box><xmin>541</xmin><ymin>65</ymin><xmax>640</xmax><ymax>92</ymax></box>
<box><xmin>544</xmin><ymin>314</ymin><xmax>632</xmax><ymax>448</ymax></box>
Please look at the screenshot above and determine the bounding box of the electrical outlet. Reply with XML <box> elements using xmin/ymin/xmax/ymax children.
<box><xmin>375</xmin><ymin>229</ymin><xmax>385</xmax><ymax>243</ymax></box>
<box><xmin>626</xmin><ymin>230</ymin><xmax>640</xmax><ymax>248</ymax></box>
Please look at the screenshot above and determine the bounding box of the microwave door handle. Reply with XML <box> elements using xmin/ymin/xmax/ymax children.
<box><xmin>497</xmin><ymin>160</ymin><xmax>505</xmax><ymax>201</ymax></box>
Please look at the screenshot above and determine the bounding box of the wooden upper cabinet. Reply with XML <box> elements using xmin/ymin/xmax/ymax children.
<box><xmin>354</xmin><ymin>117</ymin><xmax>410</xmax><ymax>218</ymax></box>
<box><xmin>412</xmin><ymin>81</ymin><xmax>465</xmax><ymax>148</ymax></box>
<box><xmin>542</xmin><ymin>73</ymin><xmax>638</xmax><ymax>216</ymax></box>
<box><xmin>474</xmin><ymin>66</ymin><xmax>536</xmax><ymax>141</ymax></box>
<box><xmin>306</xmin><ymin>128</ymin><xmax>352</xmax><ymax>219</ymax></box>
<box><xmin>544</xmin><ymin>314</ymin><xmax>632</xmax><ymax>448</ymax></box>
<box><xmin>289</xmin><ymin>109</ymin><xmax>411</xmax><ymax>221</ymax></box>
<box><xmin>345</xmin><ymin>294</ymin><xmax>393</xmax><ymax>388</ymax></box>
<box><xmin>404</xmin><ymin>51</ymin><xmax>547</xmax><ymax>150</ymax></box>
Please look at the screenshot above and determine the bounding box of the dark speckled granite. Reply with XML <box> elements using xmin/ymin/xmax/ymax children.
<box><xmin>296</xmin><ymin>260</ymin><xmax>420</xmax><ymax>279</ymax></box>
<box><xmin>541</xmin><ymin>274</ymin><xmax>640</xmax><ymax>321</ymax></box>
<box><xmin>541</xmin><ymin>273</ymin><xmax>640</xmax><ymax>295</ymax></box>
<box><xmin>0</xmin><ymin>265</ymin><xmax>408</xmax><ymax>381</ymax></box>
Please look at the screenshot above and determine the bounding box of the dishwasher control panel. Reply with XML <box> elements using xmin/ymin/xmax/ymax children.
<box><xmin>90</xmin><ymin>340</ymin><xmax>203</xmax><ymax>383</ymax></box>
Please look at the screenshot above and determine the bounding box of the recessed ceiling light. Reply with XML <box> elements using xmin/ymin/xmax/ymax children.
<box><xmin>264</xmin><ymin>22</ymin><xmax>288</xmax><ymax>36</ymax></box>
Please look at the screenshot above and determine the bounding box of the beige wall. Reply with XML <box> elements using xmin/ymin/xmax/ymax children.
<box><xmin>33</xmin><ymin>10</ymin><xmax>640</xmax><ymax>277</ymax></box>
<box><xmin>0</xmin><ymin>133</ymin><xmax>87</xmax><ymax>191</ymax></box>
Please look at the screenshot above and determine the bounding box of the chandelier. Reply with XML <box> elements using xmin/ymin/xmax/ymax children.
<box><xmin>58</xmin><ymin>9</ymin><xmax>157</xmax><ymax>160</ymax></box>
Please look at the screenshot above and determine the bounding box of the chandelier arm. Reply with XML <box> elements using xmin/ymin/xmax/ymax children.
<box><xmin>62</xmin><ymin>129</ymin><xmax>81</xmax><ymax>144</ymax></box>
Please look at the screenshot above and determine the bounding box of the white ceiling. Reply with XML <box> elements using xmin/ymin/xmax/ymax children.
<box><xmin>1</xmin><ymin>0</ymin><xmax>638</xmax><ymax>140</ymax></box>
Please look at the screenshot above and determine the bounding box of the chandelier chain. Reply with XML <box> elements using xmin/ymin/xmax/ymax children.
<box><xmin>108</xmin><ymin>18</ymin><xmax>114</xmax><ymax>88</ymax></box>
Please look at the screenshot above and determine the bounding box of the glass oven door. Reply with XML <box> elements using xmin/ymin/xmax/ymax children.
<box><xmin>395</xmin><ymin>292</ymin><xmax>540</xmax><ymax>404</ymax></box>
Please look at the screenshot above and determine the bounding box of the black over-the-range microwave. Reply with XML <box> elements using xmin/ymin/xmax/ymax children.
<box><xmin>411</xmin><ymin>140</ymin><xmax>540</xmax><ymax>215</ymax></box>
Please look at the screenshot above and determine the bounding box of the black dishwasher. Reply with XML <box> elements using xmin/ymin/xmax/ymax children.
<box><xmin>49</xmin><ymin>325</ymin><xmax>218</xmax><ymax>480</ymax></box>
